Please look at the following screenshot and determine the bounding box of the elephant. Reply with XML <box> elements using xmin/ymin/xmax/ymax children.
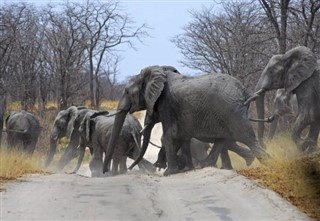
<box><xmin>44</xmin><ymin>106</ymin><xmax>91</xmax><ymax>170</ymax></box>
<box><xmin>76</xmin><ymin>110</ymin><xmax>155</xmax><ymax>177</ymax></box>
<box><xmin>104</xmin><ymin>65</ymin><xmax>270</xmax><ymax>176</ymax></box>
<box><xmin>268</xmin><ymin>89</ymin><xmax>298</xmax><ymax>139</ymax></box>
<box><xmin>153</xmin><ymin>138</ymin><xmax>255</xmax><ymax>171</ymax></box>
<box><xmin>249</xmin><ymin>46</ymin><xmax>320</xmax><ymax>152</ymax></box>
<box><xmin>5</xmin><ymin>110</ymin><xmax>40</xmax><ymax>154</ymax></box>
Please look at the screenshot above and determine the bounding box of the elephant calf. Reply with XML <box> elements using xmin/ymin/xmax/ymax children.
<box><xmin>77</xmin><ymin>110</ymin><xmax>155</xmax><ymax>177</ymax></box>
<box><xmin>5</xmin><ymin>110</ymin><xmax>40</xmax><ymax>155</ymax></box>
<box><xmin>44</xmin><ymin>106</ymin><xmax>91</xmax><ymax>170</ymax></box>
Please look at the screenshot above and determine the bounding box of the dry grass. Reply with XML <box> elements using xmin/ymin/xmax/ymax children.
<box><xmin>238</xmin><ymin>132</ymin><xmax>320</xmax><ymax>220</ymax></box>
<box><xmin>0</xmin><ymin>149</ymin><xmax>48</xmax><ymax>191</ymax></box>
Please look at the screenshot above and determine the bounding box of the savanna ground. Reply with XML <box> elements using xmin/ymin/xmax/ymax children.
<box><xmin>0</xmin><ymin>100</ymin><xmax>319</xmax><ymax>220</ymax></box>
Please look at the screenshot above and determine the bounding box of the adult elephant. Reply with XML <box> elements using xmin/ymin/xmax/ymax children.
<box><xmin>250</xmin><ymin>46</ymin><xmax>319</xmax><ymax>152</ymax></box>
<box><xmin>104</xmin><ymin>65</ymin><xmax>270</xmax><ymax>176</ymax></box>
<box><xmin>44</xmin><ymin>106</ymin><xmax>90</xmax><ymax>170</ymax></box>
<box><xmin>5</xmin><ymin>110</ymin><xmax>40</xmax><ymax>155</ymax></box>
<box><xmin>75</xmin><ymin>110</ymin><xmax>154</xmax><ymax>176</ymax></box>
<box><xmin>268</xmin><ymin>89</ymin><xmax>298</xmax><ymax>139</ymax></box>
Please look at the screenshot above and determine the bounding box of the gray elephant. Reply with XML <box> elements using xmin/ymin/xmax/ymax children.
<box><xmin>44</xmin><ymin>106</ymin><xmax>91</xmax><ymax>170</ymax></box>
<box><xmin>268</xmin><ymin>89</ymin><xmax>298</xmax><ymax>139</ymax></box>
<box><xmin>5</xmin><ymin>110</ymin><xmax>40</xmax><ymax>154</ymax></box>
<box><xmin>249</xmin><ymin>46</ymin><xmax>320</xmax><ymax>152</ymax></box>
<box><xmin>104</xmin><ymin>65</ymin><xmax>270</xmax><ymax>176</ymax></box>
<box><xmin>76</xmin><ymin>110</ymin><xmax>155</xmax><ymax>177</ymax></box>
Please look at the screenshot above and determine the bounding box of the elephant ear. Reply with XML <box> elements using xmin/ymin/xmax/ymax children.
<box><xmin>284</xmin><ymin>46</ymin><xmax>317</xmax><ymax>93</ymax></box>
<box><xmin>144</xmin><ymin>67</ymin><xmax>167</xmax><ymax>116</ymax></box>
<box><xmin>66</xmin><ymin>106</ymin><xmax>78</xmax><ymax>138</ymax></box>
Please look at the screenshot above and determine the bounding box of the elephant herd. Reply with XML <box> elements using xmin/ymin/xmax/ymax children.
<box><xmin>0</xmin><ymin>46</ymin><xmax>319</xmax><ymax>177</ymax></box>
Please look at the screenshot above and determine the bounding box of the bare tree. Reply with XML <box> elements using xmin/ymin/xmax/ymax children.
<box><xmin>288</xmin><ymin>0</ymin><xmax>320</xmax><ymax>52</ymax></box>
<box><xmin>1</xmin><ymin>3</ymin><xmax>42</xmax><ymax>110</ymax></box>
<box><xmin>67</xmin><ymin>0</ymin><xmax>148</xmax><ymax>108</ymax></box>
<box><xmin>173</xmin><ymin>1</ymin><xmax>273</xmax><ymax>89</ymax></box>
<box><xmin>259</xmin><ymin>0</ymin><xmax>291</xmax><ymax>53</ymax></box>
<box><xmin>43</xmin><ymin>5</ymin><xmax>87</xmax><ymax>110</ymax></box>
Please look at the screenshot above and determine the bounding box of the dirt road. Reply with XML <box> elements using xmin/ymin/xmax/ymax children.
<box><xmin>0</xmin><ymin>167</ymin><xmax>311</xmax><ymax>220</ymax></box>
<box><xmin>0</xmin><ymin>113</ymin><xmax>313</xmax><ymax>220</ymax></box>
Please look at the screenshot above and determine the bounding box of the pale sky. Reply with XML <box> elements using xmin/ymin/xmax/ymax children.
<box><xmin>118</xmin><ymin>0</ymin><xmax>215</xmax><ymax>82</ymax></box>
<box><xmin>2</xmin><ymin>0</ymin><xmax>216</xmax><ymax>82</ymax></box>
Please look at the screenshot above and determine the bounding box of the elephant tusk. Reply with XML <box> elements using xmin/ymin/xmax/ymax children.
<box><xmin>149</xmin><ymin>141</ymin><xmax>162</xmax><ymax>148</ymax></box>
<box><xmin>105</xmin><ymin>109</ymin><xmax>124</xmax><ymax>117</ymax></box>
<box><xmin>249</xmin><ymin>114</ymin><xmax>275</xmax><ymax>123</ymax></box>
<box><xmin>140</xmin><ymin>125</ymin><xmax>148</xmax><ymax>135</ymax></box>
<box><xmin>244</xmin><ymin>89</ymin><xmax>265</xmax><ymax>105</ymax></box>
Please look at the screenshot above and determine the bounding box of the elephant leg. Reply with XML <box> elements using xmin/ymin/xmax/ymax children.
<box><xmin>89</xmin><ymin>148</ymin><xmax>103</xmax><ymax>177</ymax></box>
<box><xmin>179</xmin><ymin>139</ymin><xmax>194</xmax><ymax>171</ymax></box>
<box><xmin>71</xmin><ymin>145</ymin><xmax>86</xmax><ymax>173</ymax></box>
<box><xmin>220</xmin><ymin>148</ymin><xmax>232</xmax><ymax>170</ymax></box>
<box><xmin>201</xmin><ymin>140</ymin><xmax>224</xmax><ymax>168</ymax></box>
<box><xmin>227</xmin><ymin>142</ymin><xmax>255</xmax><ymax>166</ymax></box>
<box><xmin>58</xmin><ymin>139</ymin><xmax>80</xmax><ymax>171</ymax></box>
<box><xmin>162</xmin><ymin>133</ymin><xmax>180</xmax><ymax>176</ymax></box>
<box><xmin>119</xmin><ymin>156</ymin><xmax>127</xmax><ymax>174</ymax></box>
<box><xmin>238</xmin><ymin>125</ymin><xmax>271</xmax><ymax>164</ymax></box>
<box><xmin>304</xmin><ymin>122</ymin><xmax>320</xmax><ymax>153</ymax></box>
<box><xmin>291</xmin><ymin>114</ymin><xmax>310</xmax><ymax>152</ymax></box>
<box><xmin>268</xmin><ymin>114</ymin><xmax>279</xmax><ymax>140</ymax></box>
<box><xmin>153</xmin><ymin>147</ymin><xmax>167</xmax><ymax>170</ymax></box>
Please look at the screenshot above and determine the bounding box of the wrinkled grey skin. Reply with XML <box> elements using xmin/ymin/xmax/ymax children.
<box><xmin>44</xmin><ymin>106</ymin><xmax>90</xmax><ymax>170</ymax></box>
<box><xmin>77</xmin><ymin>110</ymin><xmax>155</xmax><ymax>177</ymax></box>
<box><xmin>105</xmin><ymin>65</ymin><xmax>270</xmax><ymax>176</ymax></box>
<box><xmin>253</xmin><ymin>46</ymin><xmax>320</xmax><ymax>152</ymax></box>
<box><xmin>154</xmin><ymin>138</ymin><xmax>254</xmax><ymax>171</ymax></box>
<box><xmin>5</xmin><ymin>111</ymin><xmax>40</xmax><ymax>154</ymax></box>
<box><xmin>268</xmin><ymin>89</ymin><xmax>298</xmax><ymax>139</ymax></box>
<box><xmin>0</xmin><ymin>104</ymin><xmax>4</xmax><ymax>146</ymax></box>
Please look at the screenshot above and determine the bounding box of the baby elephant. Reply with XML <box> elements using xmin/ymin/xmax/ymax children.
<box><xmin>5</xmin><ymin>110</ymin><xmax>40</xmax><ymax>155</ymax></box>
<box><xmin>76</xmin><ymin>110</ymin><xmax>155</xmax><ymax>177</ymax></box>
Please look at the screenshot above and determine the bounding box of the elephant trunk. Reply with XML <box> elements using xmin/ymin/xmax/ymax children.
<box><xmin>268</xmin><ymin>114</ymin><xmax>279</xmax><ymax>139</ymax></box>
<box><xmin>129</xmin><ymin>123</ymin><xmax>154</xmax><ymax>170</ymax></box>
<box><xmin>103</xmin><ymin>95</ymin><xmax>131</xmax><ymax>174</ymax></box>
<box><xmin>44</xmin><ymin>137</ymin><xmax>58</xmax><ymax>167</ymax></box>
<box><xmin>256</xmin><ymin>91</ymin><xmax>266</xmax><ymax>146</ymax></box>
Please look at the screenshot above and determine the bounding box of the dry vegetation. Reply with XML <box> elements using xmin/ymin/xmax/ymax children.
<box><xmin>0</xmin><ymin>149</ymin><xmax>48</xmax><ymax>190</ymax></box>
<box><xmin>237</xmin><ymin>133</ymin><xmax>320</xmax><ymax>220</ymax></box>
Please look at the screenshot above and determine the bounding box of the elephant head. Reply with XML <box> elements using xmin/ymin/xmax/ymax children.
<box><xmin>45</xmin><ymin>106</ymin><xmax>79</xmax><ymax>167</ymax></box>
<box><xmin>253</xmin><ymin>46</ymin><xmax>317</xmax><ymax>144</ymax></box>
<box><xmin>103</xmin><ymin>65</ymin><xmax>179</xmax><ymax>173</ymax></box>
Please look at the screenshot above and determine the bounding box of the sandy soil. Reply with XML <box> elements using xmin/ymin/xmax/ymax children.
<box><xmin>0</xmin><ymin>112</ymin><xmax>313</xmax><ymax>221</ymax></box>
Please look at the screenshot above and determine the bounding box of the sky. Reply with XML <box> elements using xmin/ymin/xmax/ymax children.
<box><xmin>117</xmin><ymin>0</ymin><xmax>215</xmax><ymax>82</ymax></box>
<box><xmin>2</xmin><ymin>0</ymin><xmax>216</xmax><ymax>82</ymax></box>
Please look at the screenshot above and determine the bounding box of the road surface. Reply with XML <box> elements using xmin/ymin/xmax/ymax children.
<box><xmin>0</xmin><ymin>112</ymin><xmax>312</xmax><ymax>220</ymax></box>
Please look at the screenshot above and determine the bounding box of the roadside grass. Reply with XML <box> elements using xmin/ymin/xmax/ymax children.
<box><xmin>238</xmin><ymin>132</ymin><xmax>320</xmax><ymax>220</ymax></box>
<box><xmin>0</xmin><ymin>149</ymin><xmax>48</xmax><ymax>191</ymax></box>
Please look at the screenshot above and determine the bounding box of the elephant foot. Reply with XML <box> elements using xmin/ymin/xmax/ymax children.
<box><xmin>139</xmin><ymin>159</ymin><xmax>156</xmax><ymax>172</ymax></box>
<box><xmin>245</xmin><ymin>154</ymin><xmax>255</xmax><ymax>166</ymax></box>
<box><xmin>163</xmin><ymin>167</ymin><xmax>180</xmax><ymax>176</ymax></box>
<box><xmin>253</xmin><ymin>149</ymin><xmax>271</xmax><ymax>165</ymax></box>
<box><xmin>220</xmin><ymin>165</ymin><xmax>233</xmax><ymax>170</ymax></box>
